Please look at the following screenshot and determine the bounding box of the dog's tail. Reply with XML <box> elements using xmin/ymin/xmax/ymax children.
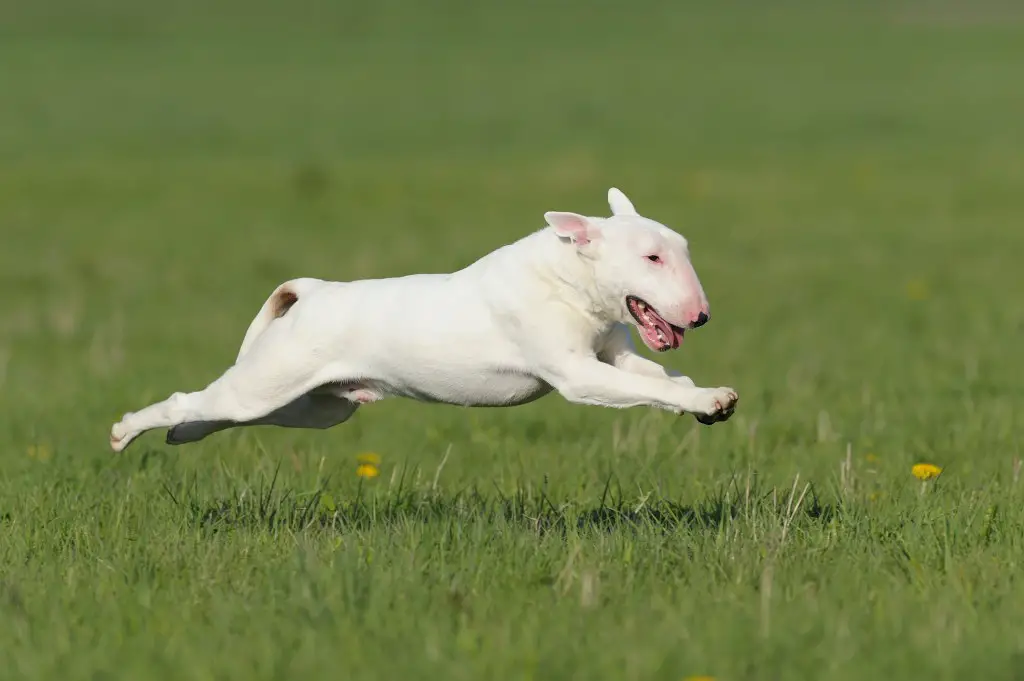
<box><xmin>235</xmin><ymin>277</ymin><xmax>321</xmax><ymax>363</ymax></box>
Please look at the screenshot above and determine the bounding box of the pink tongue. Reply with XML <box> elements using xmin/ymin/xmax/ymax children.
<box><xmin>640</xmin><ymin>314</ymin><xmax>676</xmax><ymax>351</ymax></box>
<box><xmin>653</xmin><ymin>316</ymin><xmax>674</xmax><ymax>345</ymax></box>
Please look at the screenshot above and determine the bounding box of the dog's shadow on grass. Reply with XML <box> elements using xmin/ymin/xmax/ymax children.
<box><xmin>163</xmin><ymin>468</ymin><xmax>836</xmax><ymax>537</ymax></box>
<box><xmin>574</xmin><ymin>493</ymin><xmax>834</xmax><ymax>535</ymax></box>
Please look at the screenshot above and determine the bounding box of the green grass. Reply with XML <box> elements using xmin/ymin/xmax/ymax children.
<box><xmin>2</xmin><ymin>0</ymin><xmax>1024</xmax><ymax>679</ymax></box>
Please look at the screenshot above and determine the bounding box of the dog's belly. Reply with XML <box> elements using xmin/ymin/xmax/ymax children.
<box><xmin>377</xmin><ymin>369</ymin><xmax>554</xmax><ymax>408</ymax></box>
<box><xmin>299</xmin><ymin>276</ymin><xmax>560</xmax><ymax>408</ymax></box>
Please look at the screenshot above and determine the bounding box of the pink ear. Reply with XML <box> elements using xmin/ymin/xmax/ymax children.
<box><xmin>544</xmin><ymin>211</ymin><xmax>597</xmax><ymax>246</ymax></box>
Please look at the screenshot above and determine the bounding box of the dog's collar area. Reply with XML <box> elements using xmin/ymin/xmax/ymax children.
<box><xmin>626</xmin><ymin>296</ymin><xmax>685</xmax><ymax>352</ymax></box>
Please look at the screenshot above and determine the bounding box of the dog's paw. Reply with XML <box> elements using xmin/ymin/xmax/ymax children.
<box><xmin>691</xmin><ymin>387</ymin><xmax>738</xmax><ymax>426</ymax></box>
<box><xmin>110</xmin><ymin>415</ymin><xmax>136</xmax><ymax>453</ymax></box>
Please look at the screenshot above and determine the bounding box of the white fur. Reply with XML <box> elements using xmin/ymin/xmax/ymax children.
<box><xmin>110</xmin><ymin>188</ymin><xmax>737</xmax><ymax>452</ymax></box>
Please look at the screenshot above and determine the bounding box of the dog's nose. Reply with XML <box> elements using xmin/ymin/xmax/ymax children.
<box><xmin>693</xmin><ymin>311</ymin><xmax>709</xmax><ymax>328</ymax></box>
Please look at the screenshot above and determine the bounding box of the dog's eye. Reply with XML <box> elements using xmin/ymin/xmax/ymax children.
<box><xmin>646</xmin><ymin>254</ymin><xmax>662</xmax><ymax>263</ymax></box>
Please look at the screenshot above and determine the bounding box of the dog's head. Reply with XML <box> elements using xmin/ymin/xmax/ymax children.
<box><xmin>544</xmin><ymin>188</ymin><xmax>710</xmax><ymax>352</ymax></box>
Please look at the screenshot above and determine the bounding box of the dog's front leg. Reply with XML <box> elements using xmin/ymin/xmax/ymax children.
<box><xmin>597</xmin><ymin>324</ymin><xmax>695</xmax><ymax>387</ymax></box>
<box><xmin>540</xmin><ymin>356</ymin><xmax>736</xmax><ymax>420</ymax></box>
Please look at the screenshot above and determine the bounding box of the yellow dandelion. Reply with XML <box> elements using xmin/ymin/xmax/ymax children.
<box><xmin>865</xmin><ymin>453</ymin><xmax>879</xmax><ymax>463</ymax></box>
<box><xmin>27</xmin><ymin>444</ymin><xmax>52</xmax><ymax>462</ymax></box>
<box><xmin>356</xmin><ymin>463</ymin><xmax>379</xmax><ymax>478</ymax></box>
<box><xmin>357</xmin><ymin>452</ymin><xmax>381</xmax><ymax>466</ymax></box>
<box><xmin>356</xmin><ymin>452</ymin><xmax>381</xmax><ymax>479</ymax></box>
<box><xmin>912</xmin><ymin>463</ymin><xmax>942</xmax><ymax>481</ymax></box>
<box><xmin>905</xmin><ymin>278</ymin><xmax>930</xmax><ymax>301</ymax></box>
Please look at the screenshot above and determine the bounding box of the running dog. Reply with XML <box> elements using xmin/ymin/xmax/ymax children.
<box><xmin>110</xmin><ymin>187</ymin><xmax>738</xmax><ymax>452</ymax></box>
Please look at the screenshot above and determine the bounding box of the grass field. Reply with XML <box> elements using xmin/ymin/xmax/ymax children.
<box><xmin>2</xmin><ymin>1</ymin><xmax>1024</xmax><ymax>679</ymax></box>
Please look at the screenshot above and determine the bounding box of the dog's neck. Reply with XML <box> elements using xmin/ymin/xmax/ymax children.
<box><xmin>530</xmin><ymin>228</ymin><xmax>621</xmax><ymax>334</ymax></box>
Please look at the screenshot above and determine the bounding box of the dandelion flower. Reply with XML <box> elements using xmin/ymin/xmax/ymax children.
<box><xmin>27</xmin><ymin>444</ymin><xmax>52</xmax><ymax>462</ymax></box>
<box><xmin>357</xmin><ymin>452</ymin><xmax>381</xmax><ymax>466</ymax></box>
<box><xmin>356</xmin><ymin>452</ymin><xmax>381</xmax><ymax>479</ymax></box>
<box><xmin>912</xmin><ymin>463</ymin><xmax>942</xmax><ymax>481</ymax></box>
<box><xmin>905</xmin><ymin>278</ymin><xmax>930</xmax><ymax>301</ymax></box>
<box><xmin>356</xmin><ymin>464</ymin><xmax>379</xmax><ymax>478</ymax></box>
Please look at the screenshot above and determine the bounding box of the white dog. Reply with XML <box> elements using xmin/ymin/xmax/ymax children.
<box><xmin>110</xmin><ymin>188</ymin><xmax>738</xmax><ymax>452</ymax></box>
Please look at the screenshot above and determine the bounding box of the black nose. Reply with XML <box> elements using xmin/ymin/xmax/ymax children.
<box><xmin>693</xmin><ymin>311</ymin><xmax>709</xmax><ymax>328</ymax></box>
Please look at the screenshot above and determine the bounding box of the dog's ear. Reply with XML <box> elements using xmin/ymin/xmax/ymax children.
<box><xmin>607</xmin><ymin>187</ymin><xmax>638</xmax><ymax>217</ymax></box>
<box><xmin>544</xmin><ymin>211</ymin><xmax>599</xmax><ymax>246</ymax></box>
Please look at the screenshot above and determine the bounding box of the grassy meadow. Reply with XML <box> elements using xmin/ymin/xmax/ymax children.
<box><xmin>2</xmin><ymin>0</ymin><xmax>1024</xmax><ymax>679</ymax></box>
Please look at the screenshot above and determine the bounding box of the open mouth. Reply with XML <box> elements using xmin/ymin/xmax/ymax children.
<box><xmin>626</xmin><ymin>296</ymin><xmax>686</xmax><ymax>352</ymax></box>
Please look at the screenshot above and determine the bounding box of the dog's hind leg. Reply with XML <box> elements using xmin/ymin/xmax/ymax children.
<box><xmin>109</xmin><ymin>318</ymin><xmax>353</xmax><ymax>453</ymax></box>
<box><xmin>165</xmin><ymin>387</ymin><xmax>361</xmax><ymax>445</ymax></box>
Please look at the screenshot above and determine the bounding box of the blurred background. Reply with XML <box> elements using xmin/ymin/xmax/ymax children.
<box><xmin>2</xmin><ymin>0</ymin><xmax>1023</xmax><ymax>478</ymax></box>
<box><xmin>5</xmin><ymin>1</ymin><xmax>1023</xmax><ymax>442</ymax></box>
